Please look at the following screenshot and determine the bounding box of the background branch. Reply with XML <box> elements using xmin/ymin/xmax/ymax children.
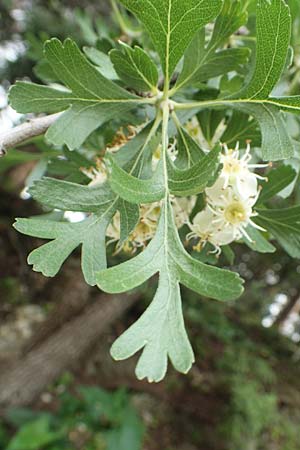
<box><xmin>0</xmin><ymin>292</ymin><xmax>139</xmax><ymax>408</ymax></box>
<box><xmin>0</xmin><ymin>113</ymin><xmax>62</xmax><ymax>155</ymax></box>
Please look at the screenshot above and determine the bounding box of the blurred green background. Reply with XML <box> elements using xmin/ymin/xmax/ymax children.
<box><xmin>1</xmin><ymin>1</ymin><xmax>300</xmax><ymax>449</ymax></box>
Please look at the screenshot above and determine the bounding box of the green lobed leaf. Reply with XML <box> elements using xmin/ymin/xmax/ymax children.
<box><xmin>258</xmin><ymin>165</ymin><xmax>297</xmax><ymax>204</ymax></box>
<box><xmin>175</xmin><ymin>0</ymin><xmax>249</xmax><ymax>91</ymax></box>
<box><xmin>110</xmin><ymin>43</ymin><xmax>159</xmax><ymax>92</ymax></box>
<box><xmin>231</xmin><ymin>102</ymin><xmax>294</xmax><ymax>161</ymax></box>
<box><xmin>255</xmin><ymin>206</ymin><xmax>300</xmax><ymax>259</ymax></box>
<box><xmin>14</xmin><ymin>203</ymin><xmax>117</xmax><ymax>286</ymax></box>
<box><xmin>235</xmin><ymin>0</ymin><xmax>291</xmax><ymax>100</ymax></box>
<box><xmin>226</xmin><ymin>0</ymin><xmax>295</xmax><ymax>160</ymax></box>
<box><xmin>107</xmin><ymin>154</ymin><xmax>166</xmax><ymax>204</ymax></box>
<box><xmin>9</xmin><ymin>38</ymin><xmax>145</xmax><ymax>149</ymax></box>
<box><xmin>97</xmin><ymin>201</ymin><xmax>244</xmax><ymax>382</ymax></box>
<box><xmin>14</xmin><ymin>124</ymin><xmax>159</xmax><ymax>285</ymax></box>
<box><xmin>119</xmin><ymin>0</ymin><xmax>223</xmax><ymax>79</ymax></box>
<box><xmin>167</xmin><ymin>145</ymin><xmax>221</xmax><ymax>197</ymax></box>
<box><xmin>243</xmin><ymin>226</ymin><xmax>276</xmax><ymax>254</ymax></box>
<box><xmin>206</xmin><ymin>0</ymin><xmax>295</xmax><ymax>161</ymax></box>
<box><xmin>175</xmin><ymin>124</ymin><xmax>206</xmax><ymax>169</ymax></box>
<box><xmin>29</xmin><ymin>178</ymin><xmax>116</xmax><ymax>212</ymax></box>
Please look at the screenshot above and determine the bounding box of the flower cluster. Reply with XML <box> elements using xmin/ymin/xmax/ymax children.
<box><xmin>83</xmin><ymin>130</ymin><xmax>268</xmax><ymax>258</ymax></box>
<box><xmin>187</xmin><ymin>142</ymin><xmax>268</xmax><ymax>255</ymax></box>
<box><xmin>107</xmin><ymin>196</ymin><xmax>195</xmax><ymax>253</ymax></box>
<box><xmin>83</xmin><ymin>137</ymin><xmax>195</xmax><ymax>253</ymax></box>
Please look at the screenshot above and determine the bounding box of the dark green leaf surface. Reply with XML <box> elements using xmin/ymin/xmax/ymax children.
<box><xmin>119</xmin><ymin>0</ymin><xmax>223</xmax><ymax>79</ymax></box>
<box><xmin>110</xmin><ymin>44</ymin><xmax>159</xmax><ymax>92</ymax></box>
<box><xmin>235</xmin><ymin>0</ymin><xmax>291</xmax><ymax>100</ymax></box>
<box><xmin>167</xmin><ymin>145</ymin><xmax>221</xmax><ymax>196</ymax></box>
<box><xmin>175</xmin><ymin>0</ymin><xmax>249</xmax><ymax>91</ymax></box>
<box><xmin>119</xmin><ymin>199</ymin><xmax>140</xmax><ymax>244</ymax></box>
<box><xmin>175</xmin><ymin>125</ymin><xmax>205</xmax><ymax>169</ymax></box>
<box><xmin>258</xmin><ymin>165</ymin><xmax>297</xmax><ymax>204</ymax></box>
<box><xmin>255</xmin><ymin>207</ymin><xmax>300</xmax><ymax>258</ymax></box>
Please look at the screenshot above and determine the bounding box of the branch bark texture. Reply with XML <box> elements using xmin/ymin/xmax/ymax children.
<box><xmin>0</xmin><ymin>293</ymin><xmax>139</xmax><ymax>407</ymax></box>
<box><xmin>0</xmin><ymin>113</ymin><xmax>61</xmax><ymax>155</ymax></box>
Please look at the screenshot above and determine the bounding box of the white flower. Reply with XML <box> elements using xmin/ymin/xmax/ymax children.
<box><xmin>187</xmin><ymin>141</ymin><xmax>269</xmax><ymax>255</ymax></box>
<box><xmin>188</xmin><ymin>187</ymin><xmax>265</xmax><ymax>254</ymax></box>
<box><xmin>107</xmin><ymin>202</ymin><xmax>161</xmax><ymax>253</ymax></box>
<box><xmin>207</xmin><ymin>187</ymin><xmax>262</xmax><ymax>241</ymax></box>
<box><xmin>107</xmin><ymin>196</ymin><xmax>195</xmax><ymax>254</ymax></box>
<box><xmin>219</xmin><ymin>142</ymin><xmax>269</xmax><ymax>198</ymax></box>
<box><xmin>171</xmin><ymin>196</ymin><xmax>196</xmax><ymax>229</ymax></box>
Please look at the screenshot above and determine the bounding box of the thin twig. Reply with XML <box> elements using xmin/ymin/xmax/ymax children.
<box><xmin>0</xmin><ymin>113</ymin><xmax>62</xmax><ymax>156</ymax></box>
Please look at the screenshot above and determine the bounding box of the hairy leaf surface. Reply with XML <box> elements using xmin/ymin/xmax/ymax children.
<box><xmin>97</xmin><ymin>202</ymin><xmax>244</xmax><ymax>382</ymax></box>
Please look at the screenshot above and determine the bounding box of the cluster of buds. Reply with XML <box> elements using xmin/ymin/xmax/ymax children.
<box><xmin>107</xmin><ymin>196</ymin><xmax>195</xmax><ymax>254</ymax></box>
<box><xmin>187</xmin><ymin>142</ymin><xmax>269</xmax><ymax>255</ymax></box>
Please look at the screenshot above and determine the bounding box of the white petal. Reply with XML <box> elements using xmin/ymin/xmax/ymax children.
<box><xmin>205</xmin><ymin>176</ymin><xmax>228</xmax><ymax>205</ymax></box>
<box><xmin>192</xmin><ymin>208</ymin><xmax>215</xmax><ymax>233</ymax></box>
<box><xmin>210</xmin><ymin>226</ymin><xmax>237</xmax><ymax>246</ymax></box>
<box><xmin>235</xmin><ymin>171</ymin><xmax>258</xmax><ymax>201</ymax></box>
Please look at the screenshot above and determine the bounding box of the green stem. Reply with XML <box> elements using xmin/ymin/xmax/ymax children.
<box><xmin>161</xmin><ymin>102</ymin><xmax>170</xmax><ymax>200</ymax></box>
<box><xmin>173</xmin><ymin>97</ymin><xmax>300</xmax><ymax>112</ymax></box>
<box><xmin>174</xmin><ymin>99</ymin><xmax>231</xmax><ymax>110</ymax></box>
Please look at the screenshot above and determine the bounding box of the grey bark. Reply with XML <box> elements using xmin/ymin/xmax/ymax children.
<box><xmin>0</xmin><ymin>113</ymin><xmax>61</xmax><ymax>155</ymax></box>
<box><xmin>0</xmin><ymin>293</ymin><xmax>139</xmax><ymax>407</ymax></box>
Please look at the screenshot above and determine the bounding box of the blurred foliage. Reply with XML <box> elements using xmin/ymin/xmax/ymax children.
<box><xmin>0</xmin><ymin>381</ymin><xmax>144</xmax><ymax>450</ymax></box>
<box><xmin>183</xmin><ymin>283</ymin><xmax>300</xmax><ymax>450</ymax></box>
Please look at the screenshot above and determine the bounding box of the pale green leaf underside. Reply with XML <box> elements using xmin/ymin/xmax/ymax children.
<box><xmin>14</xmin><ymin>206</ymin><xmax>116</xmax><ymax>286</ymax></box>
<box><xmin>243</xmin><ymin>226</ymin><xmax>276</xmax><ymax>254</ymax></box>
<box><xmin>13</xmin><ymin>125</ymin><xmax>163</xmax><ymax>285</ymax></box>
<box><xmin>97</xmin><ymin>202</ymin><xmax>244</xmax><ymax>382</ymax></box>
<box><xmin>108</xmin><ymin>155</ymin><xmax>166</xmax><ymax>204</ymax></box>
<box><xmin>30</xmin><ymin>178</ymin><xmax>116</xmax><ymax>212</ymax></box>
<box><xmin>233</xmin><ymin>102</ymin><xmax>294</xmax><ymax>161</ymax></box>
